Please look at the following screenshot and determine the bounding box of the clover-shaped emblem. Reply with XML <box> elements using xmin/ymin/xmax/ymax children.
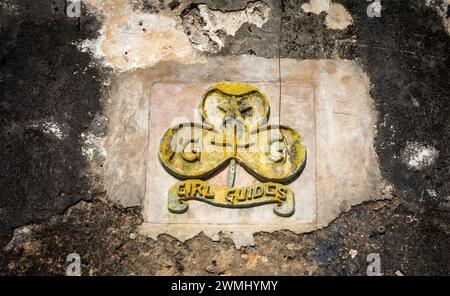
<box><xmin>159</xmin><ymin>82</ymin><xmax>307</xmax><ymax>216</ymax></box>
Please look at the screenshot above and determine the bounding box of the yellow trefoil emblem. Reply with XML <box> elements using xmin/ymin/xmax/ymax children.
<box><xmin>159</xmin><ymin>82</ymin><xmax>306</xmax><ymax>217</ymax></box>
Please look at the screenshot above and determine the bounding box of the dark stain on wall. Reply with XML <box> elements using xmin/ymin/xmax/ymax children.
<box><xmin>0</xmin><ymin>0</ymin><xmax>104</xmax><ymax>242</ymax></box>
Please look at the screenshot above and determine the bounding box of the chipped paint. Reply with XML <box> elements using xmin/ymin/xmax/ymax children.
<box><xmin>325</xmin><ymin>4</ymin><xmax>353</xmax><ymax>30</ymax></box>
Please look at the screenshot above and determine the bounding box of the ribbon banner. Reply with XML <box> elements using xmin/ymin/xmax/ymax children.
<box><xmin>168</xmin><ymin>180</ymin><xmax>295</xmax><ymax>217</ymax></box>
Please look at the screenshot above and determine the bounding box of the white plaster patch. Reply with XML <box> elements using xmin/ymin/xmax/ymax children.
<box><xmin>367</xmin><ymin>0</ymin><xmax>382</xmax><ymax>17</ymax></box>
<box><xmin>400</xmin><ymin>141</ymin><xmax>439</xmax><ymax>171</ymax></box>
<box><xmin>301</xmin><ymin>0</ymin><xmax>331</xmax><ymax>14</ymax></box>
<box><xmin>83</xmin><ymin>0</ymin><xmax>196</xmax><ymax>71</ymax></box>
<box><xmin>325</xmin><ymin>4</ymin><xmax>353</xmax><ymax>30</ymax></box>
<box><xmin>349</xmin><ymin>249</ymin><xmax>358</xmax><ymax>259</ymax></box>
<box><xmin>301</xmin><ymin>0</ymin><xmax>353</xmax><ymax>30</ymax></box>
<box><xmin>191</xmin><ymin>1</ymin><xmax>270</xmax><ymax>52</ymax></box>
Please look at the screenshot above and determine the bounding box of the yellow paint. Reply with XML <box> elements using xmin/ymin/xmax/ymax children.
<box><xmin>159</xmin><ymin>82</ymin><xmax>307</xmax><ymax>184</ymax></box>
<box><xmin>168</xmin><ymin>179</ymin><xmax>295</xmax><ymax>217</ymax></box>
<box><xmin>212</xmin><ymin>82</ymin><xmax>259</xmax><ymax>96</ymax></box>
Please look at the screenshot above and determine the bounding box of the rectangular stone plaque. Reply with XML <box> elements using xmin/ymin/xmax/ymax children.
<box><xmin>145</xmin><ymin>82</ymin><xmax>316</xmax><ymax>226</ymax></box>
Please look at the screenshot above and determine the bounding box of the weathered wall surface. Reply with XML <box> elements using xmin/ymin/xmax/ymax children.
<box><xmin>0</xmin><ymin>0</ymin><xmax>106</xmax><ymax>234</ymax></box>
<box><xmin>85</xmin><ymin>0</ymin><xmax>387</xmax><ymax>247</ymax></box>
<box><xmin>104</xmin><ymin>57</ymin><xmax>385</xmax><ymax>247</ymax></box>
<box><xmin>1</xmin><ymin>0</ymin><xmax>449</xmax><ymax>275</ymax></box>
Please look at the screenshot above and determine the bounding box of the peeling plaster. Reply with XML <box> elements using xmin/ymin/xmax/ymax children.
<box><xmin>83</xmin><ymin>0</ymin><xmax>196</xmax><ymax>71</ymax></box>
<box><xmin>181</xmin><ymin>1</ymin><xmax>271</xmax><ymax>53</ymax></box>
<box><xmin>301</xmin><ymin>0</ymin><xmax>330</xmax><ymax>14</ymax></box>
<box><xmin>325</xmin><ymin>4</ymin><xmax>353</xmax><ymax>30</ymax></box>
<box><xmin>301</xmin><ymin>0</ymin><xmax>353</xmax><ymax>30</ymax></box>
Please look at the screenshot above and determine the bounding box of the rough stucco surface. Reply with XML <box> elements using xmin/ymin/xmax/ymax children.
<box><xmin>1</xmin><ymin>0</ymin><xmax>449</xmax><ymax>275</ymax></box>
<box><xmin>82</xmin><ymin>0</ymin><xmax>196</xmax><ymax>71</ymax></box>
